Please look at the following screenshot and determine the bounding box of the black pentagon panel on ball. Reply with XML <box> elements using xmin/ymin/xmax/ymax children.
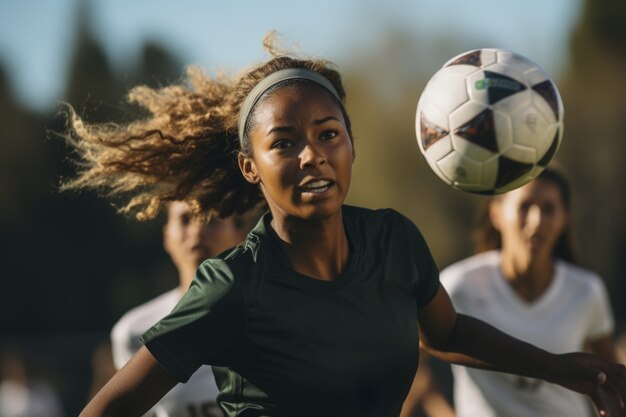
<box><xmin>445</xmin><ymin>50</ymin><xmax>482</xmax><ymax>67</ymax></box>
<box><xmin>482</xmin><ymin>71</ymin><xmax>527</xmax><ymax>105</ymax></box>
<box><xmin>454</xmin><ymin>108</ymin><xmax>499</xmax><ymax>153</ymax></box>
<box><xmin>495</xmin><ymin>156</ymin><xmax>534</xmax><ymax>188</ymax></box>
<box><xmin>537</xmin><ymin>129</ymin><xmax>560</xmax><ymax>167</ymax></box>
<box><xmin>419</xmin><ymin>112</ymin><xmax>449</xmax><ymax>151</ymax></box>
<box><xmin>532</xmin><ymin>80</ymin><xmax>560</xmax><ymax>120</ymax></box>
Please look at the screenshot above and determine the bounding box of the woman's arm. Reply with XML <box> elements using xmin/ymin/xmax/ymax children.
<box><xmin>79</xmin><ymin>346</ymin><xmax>178</xmax><ymax>417</ymax></box>
<box><xmin>417</xmin><ymin>286</ymin><xmax>626</xmax><ymax>416</ymax></box>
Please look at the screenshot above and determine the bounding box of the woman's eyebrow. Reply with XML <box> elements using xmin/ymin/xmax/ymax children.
<box><xmin>266</xmin><ymin>116</ymin><xmax>339</xmax><ymax>136</ymax></box>
<box><xmin>313</xmin><ymin>116</ymin><xmax>339</xmax><ymax>125</ymax></box>
<box><xmin>266</xmin><ymin>125</ymin><xmax>295</xmax><ymax>136</ymax></box>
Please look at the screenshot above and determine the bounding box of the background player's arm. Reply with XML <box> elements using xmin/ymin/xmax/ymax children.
<box><xmin>416</xmin><ymin>286</ymin><xmax>626</xmax><ymax>415</ymax></box>
<box><xmin>79</xmin><ymin>346</ymin><xmax>178</xmax><ymax>417</ymax></box>
<box><xmin>588</xmin><ymin>335</ymin><xmax>619</xmax><ymax>363</ymax></box>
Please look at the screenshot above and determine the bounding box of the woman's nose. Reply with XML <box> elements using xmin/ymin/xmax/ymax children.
<box><xmin>526</xmin><ymin>205</ymin><xmax>543</xmax><ymax>229</ymax></box>
<box><xmin>299</xmin><ymin>143</ymin><xmax>326</xmax><ymax>169</ymax></box>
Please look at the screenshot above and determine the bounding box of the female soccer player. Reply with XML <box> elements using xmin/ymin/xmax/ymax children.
<box><xmin>110</xmin><ymin>201</ymin><xmax>255</xmax><ymax>417</ymax></box>
<box><xmin>64</xmin><ymin>38</ymin><xmax>626</xmax><ymax>417</ymax></box>
<box><xmin>437</xmin><ymin>167</ymin><xmax>619</xmax><ymax>417</ymax></box>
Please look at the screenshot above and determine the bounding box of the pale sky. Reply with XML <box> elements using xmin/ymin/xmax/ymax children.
<box><xmin>0</xmin><ymin>0</ymin><xmax>582</xmax><ymax>111</ymax></box>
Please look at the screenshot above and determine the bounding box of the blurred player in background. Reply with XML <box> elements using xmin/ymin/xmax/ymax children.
<box><xmin>111</xmin><ymin>201</ymin><xmax>258</xmax><ymax>417</ymax></box>
<box><xmin>0</xmin><ymin>346</ymin><xmax>65</xmax><ymax>417</ymax></box>
<box><xmin>426</xmin><ymin>166</ymin><xmax>618</xmax><ymax>417</ymax></box>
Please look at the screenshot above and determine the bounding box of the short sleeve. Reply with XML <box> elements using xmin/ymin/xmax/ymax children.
<box><xmin>394</xmin><ymin>211</ymin><xmax>441</xmax><ymax>309</ymax></box>
<box><xmin>585</xmin><ymin>276</ymin><xmax>615</xmax><ymax>340</ymax></box>
<box><xmin>141</xmin><ymin>259</ymin><xmax>244</xmax><ymax>382</ymax></box>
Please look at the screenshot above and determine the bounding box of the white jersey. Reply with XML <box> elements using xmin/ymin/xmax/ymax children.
<box><xmin>111</xmin><ymin>289</ymin><xmax>222</xmax><ymax>417</ymax></box>
<box><xmin>441</xmin><ymin>250</ymin><xmax>614</xmax><ymax>417</ymax></box>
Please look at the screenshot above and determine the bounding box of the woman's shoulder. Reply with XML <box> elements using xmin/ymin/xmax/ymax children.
<box><xmin>557</xmin><ymin>260</ymin><xmax>606</xmax><ymax>293</ymax></box>
<box><xmin>440</xmin><ymin>251</ymin><xmax>500</xmax><ymax>290</ymax></box>
<box><xmin>197</xmin><ymin>243</ymin><xmax>258</xmax><ymax>286</ymax></box>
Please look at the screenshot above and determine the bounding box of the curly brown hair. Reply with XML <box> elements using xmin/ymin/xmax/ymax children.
<box><xmin>60</xmin><ymin>34</ymin><xmax>350</xmax><ymax>221</ymax></box>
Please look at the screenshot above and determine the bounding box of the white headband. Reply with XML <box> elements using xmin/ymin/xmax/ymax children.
<box><xmin>237</xmin><ymin>68</ymin><xmax>343</xmax><ymax>144</ymax></box>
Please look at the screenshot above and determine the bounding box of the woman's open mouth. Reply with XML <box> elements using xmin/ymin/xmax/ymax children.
<box><xmin>300</xmin><ymin>179</ymin><xmax>333</xmax><ymax>194</ymax></box>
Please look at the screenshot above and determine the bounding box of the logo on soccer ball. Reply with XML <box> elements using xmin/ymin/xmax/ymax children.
<box><xmin>474</xmin><ymin>78</ymin><xmax>524</xmax><ymax>93</ymax></box>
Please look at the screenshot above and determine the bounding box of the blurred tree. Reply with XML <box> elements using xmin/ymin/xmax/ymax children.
<box><xmin>559</xmin><ymin>0</ymin><xmax>626</xmax><ymax>318</ymax></box>
<box><xmin>2</xmin><ymin>9</ymin><xmax>185</xmax><ymax>335</ymax></box>
<box><xmin>0</xmin><ymin>64</ymin><xmax>50</xmax><ymax>332</ymax></box>
<box><xmin>0</xmin><ymin>5</ymin><xmax>185</xmax><ymax>414</ymax></box>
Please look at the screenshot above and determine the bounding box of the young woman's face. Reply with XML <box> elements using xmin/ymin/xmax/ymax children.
<box><xmin>240</xmin><ymin>84</ymin><xmax>354</xmax><ymax>221</ymax></box>
<box><xmin>164</xmin><ymin>202</ymin><xmax>246</xmax><ymax>269</ymax></box>
<box><xmin>489</xmin><ymin>179</ymin><xmax>569</xmax><ymax>259</ymax></box>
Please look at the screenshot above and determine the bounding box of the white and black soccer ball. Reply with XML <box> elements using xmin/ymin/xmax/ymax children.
<box><xmin>416</xmin><ymin>48</ymin><xmax>564</xmax><ymax>194</ymax></box>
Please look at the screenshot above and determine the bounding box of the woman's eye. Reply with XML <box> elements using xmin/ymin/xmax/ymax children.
<box><xmin>320</xmin><ymin>129</ymin><xmax>338</xmax><ymax>141</ymax></box>
<box><xmin>180</xmin><ymin>214</ymin><xmax>191</xmax><ymax>226</ymax></box>
<box><xmin>271</xmin><ymin>140</ymin><xmax>292</xmax><ymax>150</ymax></box>
<box><xmin>518</xmin><ymin>203</ymin><xmax>530</xmax><ymax>215</ymax></box>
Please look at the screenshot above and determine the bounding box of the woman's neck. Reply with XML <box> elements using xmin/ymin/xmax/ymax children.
<box><xmin>499</xmin><ymin>249</ymin><xmax>555</xmax><ymax>302</ymax></box>
<box><xmin>270</xmin><ymin>210</ymin><xmax>349</xmax><ymax>281</ymax></box>
<box><xmin>177</xmin><ymin>267</ymin><xmax>197</xmax><ymax>297</ymax></box>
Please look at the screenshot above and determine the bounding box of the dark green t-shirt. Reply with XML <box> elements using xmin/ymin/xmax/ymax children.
<box><xmin>142</xmin><ymin>205</ymin><xmax>440</xmax><ymax>417</ymax></box>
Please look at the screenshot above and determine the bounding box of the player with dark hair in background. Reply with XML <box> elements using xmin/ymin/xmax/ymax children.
<box><xmin>425</xmin><ymin>166</ymin><xmax>618</xmax><ymax>417</ymax></box>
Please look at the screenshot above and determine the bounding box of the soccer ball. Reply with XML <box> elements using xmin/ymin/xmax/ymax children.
<box><xmin>415</xmin><ymin>48</ymin><xmax>564</xmax><ymax>194</ymax></box>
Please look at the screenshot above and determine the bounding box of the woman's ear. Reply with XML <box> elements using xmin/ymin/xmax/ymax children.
<box><xmin>238</xmin><ymin>153</ymin><xmax>260</xmax><ymax>184</ymax></box>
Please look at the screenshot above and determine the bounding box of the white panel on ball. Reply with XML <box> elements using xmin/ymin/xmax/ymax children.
<box><xmin>423</xmin><ymin>70</ymin><xmax>470</xmax><ymax>115</ymax></box>
<box><xmin>418</xmin><ymin>102</ymin><xmax>449</xmax><ymax>133</ymax></box>
<box><xmin>448</xmin><ymin>101</ymin><xmax>485</xmax><ymax>130</ymax></box>
<box><xmin>479</xmin><ymin>49</ymin><xmax>497</xmax><ymax>66</ymax></box>
<box><xmin>495</xmin><ymin>50</ymin><xmax>538</xmax><ymax>74</ymax></box>
<box><xmin>425</xmin><ymin>135</ymin><xmax>453</xmax><ymax>161</ymax></box>
<box><xmin>524</xmin><ymin>67</ymin><xmax>551</xmax><ymax>87</ymax></box>
<box><xmin>480</xmin><ymin>156</ymin><xmax>500</xmax><ymax>189</ymax></box>
<box><xmin>437</xmin><ymin>152</ymin><xmax>482</xmax><ymax>187</ymax></box>
<box><xmin>530</xmin><ymin>90</ymin><xmax>560</xmax><ymax>125</ymax></box>
<box><xmin>450</xmin><ymin>134</ymin><xmax>493</xmax><ymax>163</ymax></box>
<box><xmin>536</xmin><ymin>124</ymin><xmax>560</xmax><ymax>160</ymax></box>
<box><xmin>511</xmin><ymin>103</ymin><xmax>551</xmax><ymax>148</ymax></box>
<box><xmin>493</xmin><ymin>109</ymin><xmax>514</xmax><ymax>154</ymax></box>
<box><xmin>503</xmin><ymin>143</ymin><xmax>537</xmax><ymax>164</ymax></box>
